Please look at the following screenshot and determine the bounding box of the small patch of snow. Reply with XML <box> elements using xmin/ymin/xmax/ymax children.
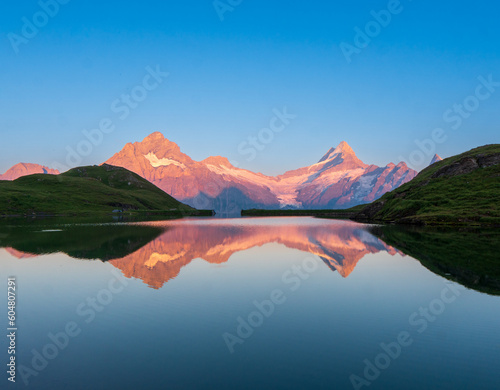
<box><xmin>144</xmin><ymin>153</ymin><xmax>186</xmax><ymax>169</ymax></box>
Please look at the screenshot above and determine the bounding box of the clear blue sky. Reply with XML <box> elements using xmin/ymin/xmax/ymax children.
<box><xmin>1</xmin><ymin>0</ymin><xmax>499</xmax><ymax>175</ymax></box>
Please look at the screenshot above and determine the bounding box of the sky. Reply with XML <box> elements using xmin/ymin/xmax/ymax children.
<box><xmin>1</xmin><ymin>0</ymin><xmax>499</xmax><ymax>175</ymax></box>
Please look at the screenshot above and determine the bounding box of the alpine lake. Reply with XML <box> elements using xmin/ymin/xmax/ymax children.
<box><xmin>1</xmin><ymin>216</ymin><xmax>499</xmax><ymax>390</ymax></box>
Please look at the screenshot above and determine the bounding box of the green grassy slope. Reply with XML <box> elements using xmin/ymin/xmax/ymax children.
<box><xmin>354</xmin><ymin>144</ymin><xmax>500</xmax><ymax>226</ymax></box>
<box><xmin>0</xmin><ymin>164</ymin><xmax>208</xmax><ymax>217</ymax></box>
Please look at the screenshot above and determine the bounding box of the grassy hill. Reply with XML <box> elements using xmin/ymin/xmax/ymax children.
<box><xmin>354</xmin><ymin>144</ymin><xmax>500</xmax><ymax>226</ymax></box>
<box><xmin>0</xmin><ymin>164</ymin><xmax>210</xmax><ymax>217</ymax></box>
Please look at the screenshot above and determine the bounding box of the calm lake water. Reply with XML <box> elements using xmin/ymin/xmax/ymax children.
<box><xmin>0</xmin><ymin>217</ymin><xmax>499</xmax><ymax>390</ymax></box>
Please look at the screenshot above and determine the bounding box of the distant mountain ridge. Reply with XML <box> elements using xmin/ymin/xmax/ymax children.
<box><xmin>105</xmin><ymin>132</ymin><xmax>417</xmax><ymax>213</ymax></box>
<box><xmin>0</xmin><ymin>163</ymin><xmax>59</xmax><ymax>181</ymax></box>
<box><xmin>430</xmin><ymin>154</ymin><xmax>443</xmax><ymax>165</ymax></box>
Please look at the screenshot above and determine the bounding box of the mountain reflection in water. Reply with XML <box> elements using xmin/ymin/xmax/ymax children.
<box><xmin>2</xmin><ymin>218</ymin><xmax>401</xmax><ymax>289</ymax></box>
<box><xmin>108</xmin><ymin>218</ymin><xmax>401</xmax><ymax>288</ymax></box>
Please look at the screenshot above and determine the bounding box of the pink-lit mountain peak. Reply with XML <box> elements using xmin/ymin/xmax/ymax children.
<box><xmin>139</xmin><ymin>134</ymin><xmax>232</xmax><ymax>168</ymax></box>
<box><xmin>202</xmin><ymin>156</ymin><xmax>233</xmax><ymax>168</ymax></box>
<box><xmin>144</xmin><ymin>131</ymin><xmax>165</xmax><ymax>141</ymax></box>
<box><xmin>318</xmin><ymin>141</ymin><xmax>357</xmax><ymax>163</ymax></box>
<box><xmin>140</xmin><ymin>132</ymin><xmax>182</xmax><ymax>153</ymax></box>
<box><xmin>430</xmin><ymin>154</ymin><xmax>443</xmax><ymax>165</ymax></box>
<box><xmin>0</xmin><ymin>163</ymin><xmax>59</xmax><ymax>181</ymax></box>
<box><xmin>333</xmin><ymin>140</ymin><xmax>356</xmax><ymax>156</ymax></box>
<box><xmin>106</xmin><ymin>132</ymin><xmax>191</xmax><ymax>172</ymax></box>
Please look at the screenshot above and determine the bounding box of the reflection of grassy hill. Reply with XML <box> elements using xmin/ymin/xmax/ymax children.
<box><xmin>355</xmin><ymin>145</ymin><xmax>500</xmax><ymax>226</ymax></box>
<box><xmin>0</xmin><ymin>164</ymin><xmax>210</xmax><ymax>217</ymax></box>
<box><xmin>371</xmin><ymin>225</ymin><xmax>500</xmax><ymax>295</ymax></box>
<box><xmin>0</xmin><ymin>224</ymin><xmax>165</xmax><ymax>261</ymax></box>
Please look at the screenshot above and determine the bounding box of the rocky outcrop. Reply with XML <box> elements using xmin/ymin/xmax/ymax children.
<box><xmin>431</xmin><ymin>153</ymin><xmax>500</xmax><ymax>179</ymax></box>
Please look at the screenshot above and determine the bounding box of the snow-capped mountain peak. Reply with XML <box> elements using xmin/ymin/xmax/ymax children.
<box><xmin>318</xmin><ymin>141</ymin><xmax>356</xmax><ymax>163</ymax></box>
<box><xmin>430</xmin><ymin>154</ymin><xmax>443</xmax><ymax>165</ymax></box>
<box><xmin>105</xmin><ymin>132</ymin><xmax>417</xmax><ymax>213</ymax></box>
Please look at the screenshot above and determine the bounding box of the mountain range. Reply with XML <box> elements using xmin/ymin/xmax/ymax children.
<box><xmin>105</xmin><ymin>132</ymin><xmax>417</xmax><ymax>213</ymax></box>
<box><xmin>1</xmin><ymin>132</ymin><xmax>418</xmax><ymax>214</ymax></box>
